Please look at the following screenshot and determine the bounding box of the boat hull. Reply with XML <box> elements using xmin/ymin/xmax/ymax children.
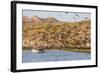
<box><xmin>32</xmin><ymin>49</ymin><xmax>45</xmax><ymax>54</ymax></box>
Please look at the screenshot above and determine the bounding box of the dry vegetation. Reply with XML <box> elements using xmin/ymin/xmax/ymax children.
<box><xmin>23</xmin><ymin>18</ymin><xmax>91</xmax><ymax>52</ymax></box>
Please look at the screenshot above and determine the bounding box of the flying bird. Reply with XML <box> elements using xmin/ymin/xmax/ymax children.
<box><xmin>65</xmin><ymin>11</ymin><xmax>68</xmax><ymax>14</ymax></box>
<box><xmin>84</xmin><ymin>17</ymin><xmax>88</xmax><ymax>19</ymax></box>
<box><xmin>74</xmin><ymin>13</ymin><xmax>80</xmax><ymax>17</ymax></box>
<box><xmin>72</xmin><ymin>17</ymin><xmax>77</xmax><ymax>19</ymax></box>
<box><xmin>58</xmin><ymin>15</ymin><xmax>61</xmax><ymax>16</ymax></box>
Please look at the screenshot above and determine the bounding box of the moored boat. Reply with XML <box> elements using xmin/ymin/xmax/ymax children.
<box><xmin>32</xmin><ymin>49</ymin><xmax>45</xmax><ymax>54</ymax></box>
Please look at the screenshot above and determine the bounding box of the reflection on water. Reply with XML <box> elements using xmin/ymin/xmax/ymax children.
<box><xmin>22</xmin><ymin>50</ymin><xmax>91</xmax><ymax>63</ymax></box>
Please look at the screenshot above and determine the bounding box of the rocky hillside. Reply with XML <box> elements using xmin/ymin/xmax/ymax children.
<box><xmin>31</xmin><ymin>16</ymin><xmax>43</xmax><ymax>23</ymax></box>
<box><xmin>23</xmin><ymin>16</ymin><xmax>91</xmax><ymax>52</ymax></box>
<box><xmin>23</xmin><ymin>16</ymin><xmax>30</xmax><ymax>23</ymax></box>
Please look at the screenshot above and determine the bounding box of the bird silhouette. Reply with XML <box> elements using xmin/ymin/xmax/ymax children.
<box><xmin>58</xmin><ymin>14</ymin><xmax>61</xmax><ymax>16</ymax></box>
<box><xmin>74</xmin><ymin>13</ymin><xmax>80</xmax><ymax>17</ymax></box>
<box><xmin>72</xmin><ymin>17</ymin><xmax>77</xmax><ymax>19</ymax></box>
<box><xmin>84</xmin><ymin>17</ymin><xmax>88</xmax><ymax>19</ymax></box>
<box><xmin>65</xmin><ymin>11</ymin><xmax>68</xmax><ymax>14</ymax></box>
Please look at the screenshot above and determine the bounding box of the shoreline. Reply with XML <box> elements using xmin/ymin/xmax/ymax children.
<box><xmin>23</xmin><ymin>48</ymin><xmax>90</xmax><ymax>53</ymax></box>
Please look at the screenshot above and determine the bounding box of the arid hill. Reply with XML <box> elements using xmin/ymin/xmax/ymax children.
<box><xmin>23</xmin><ymin>16</ymin><xmax>30</xmax><ymax>23</ymax></box>
<box><xmin>44</xmin><ymin>16</ymin><xmax>58</xmax><ymax>23</ymax></box>
<box><xmin>31</xmin><ymin>16</ymin><xmax>43</xmax><ymax>23</ymax></box>
<box><xmin>23</xmin><ymin>16</ymin><xmax>91</xmax><ymax>52</ymax></box>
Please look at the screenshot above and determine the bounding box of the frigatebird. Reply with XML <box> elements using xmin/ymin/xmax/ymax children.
<box><xmin>74</xmin><ymin>13</ymin><xmax>80</xmax><ymax>17</ymax></box>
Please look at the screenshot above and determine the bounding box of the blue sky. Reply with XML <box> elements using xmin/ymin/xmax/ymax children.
<box><xmin>23</xmin><ymin>10</ymin><xmax>91</xmax><ymax>22</ymax></box>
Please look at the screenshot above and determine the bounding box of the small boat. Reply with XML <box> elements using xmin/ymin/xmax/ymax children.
<box><xmin>32</xmin><ymin>49</ymin><xmax>40</xmax><ymax>54</ymax></box>
<box><xmin>32</xmin><ymin>49</ymin><xmax>45</xmax><ymax>54</ymax></box>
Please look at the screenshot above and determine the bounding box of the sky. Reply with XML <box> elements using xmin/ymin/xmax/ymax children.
<box><xmin>23</xmin><ymin>10</ymin><xmax>91</xmax><ymax>22</ymax></box>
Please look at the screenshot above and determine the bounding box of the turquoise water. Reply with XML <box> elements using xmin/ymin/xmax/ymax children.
<box><xmin>22</xmin><ymin>50</ymin><xmax>91</xmax><ymax>63</ymax></box>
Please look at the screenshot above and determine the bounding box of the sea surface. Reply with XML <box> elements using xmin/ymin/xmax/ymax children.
<box><xmin>22</xmin><ymin>50</ymin><xmax>91</xmax><ymax>63</ymax></box>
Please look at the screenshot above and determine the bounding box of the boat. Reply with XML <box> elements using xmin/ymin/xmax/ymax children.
<box><xmin>32</xmin><ymin>49</ymin><xmax>45</xmax><ymax>54</ymax></box>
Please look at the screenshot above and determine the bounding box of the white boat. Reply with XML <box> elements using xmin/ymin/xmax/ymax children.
<box><xmin>32</xmin><ymin>49</ymin><xmax>40</xmax><ymax>54</ymax></box>
<box><xmin>32</xmin><ymin>49</ymin><xmax>45</xmax><ymax>54</ymax></box>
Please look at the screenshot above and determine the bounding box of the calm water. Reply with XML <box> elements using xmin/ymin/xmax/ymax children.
<box><xmin>22</xmin><ymin>50</ymin><xmax>91</xmax><ymax>63</ymax></box>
